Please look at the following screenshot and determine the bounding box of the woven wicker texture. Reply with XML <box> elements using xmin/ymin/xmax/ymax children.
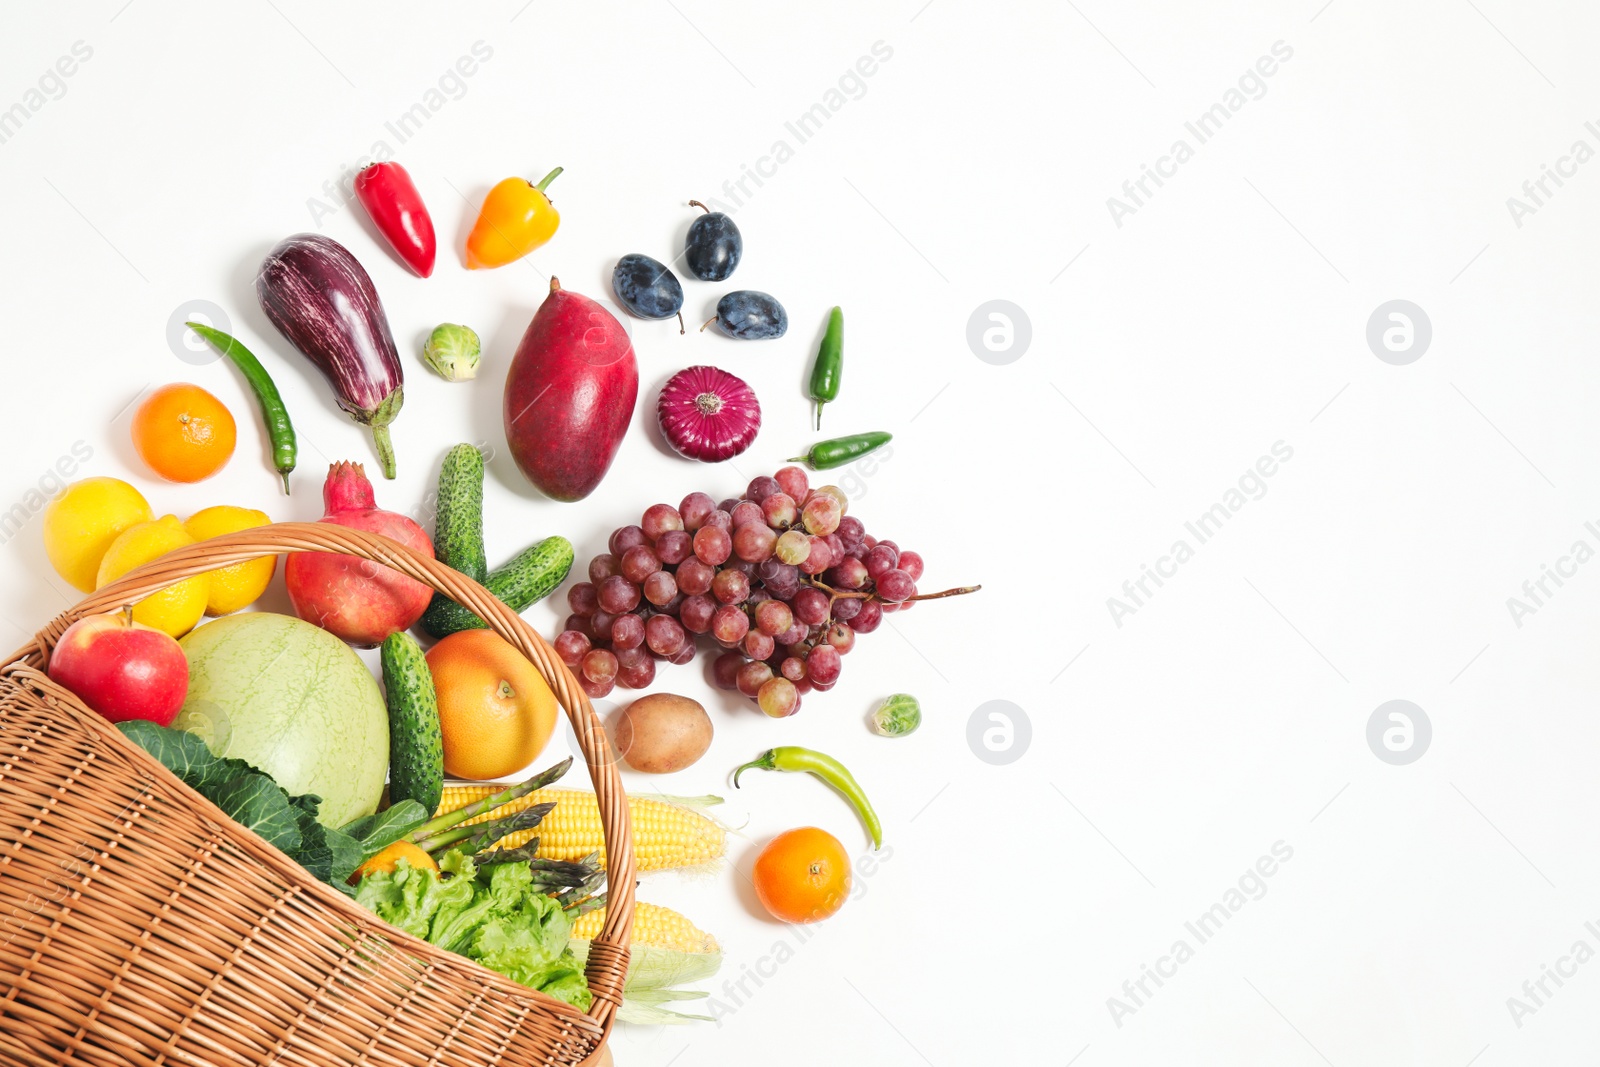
<box><xmin>0</xmin><ymin>522</ymin><xmax>633</xmax><ymax>1066</ymax></box>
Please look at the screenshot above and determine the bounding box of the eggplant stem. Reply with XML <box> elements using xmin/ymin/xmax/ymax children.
<box><xmin>364</xmin><ymin>387</ymin><xmax>404</xmax><ymax>480</ymax></box>
<box><xmin>371</xmin><ymin>424</ymin><xmax>396</xmax><ymax>479</ymax></box>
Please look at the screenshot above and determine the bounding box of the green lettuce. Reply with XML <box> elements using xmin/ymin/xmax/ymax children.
<box><xmin>355</xmin><ymin>853</ymin><xmax>591</xmax><ymax>1010</ymax></box>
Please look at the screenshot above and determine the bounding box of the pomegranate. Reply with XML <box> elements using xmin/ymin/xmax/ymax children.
<box><xmin>503</xmin><ymin>277</ymin><xmax>638</xmax><ymax>501</ymax></box>
<box><xmin>285</xmin><ymin>461</ymin><xmax>434</xmax><ymax>645</ymax></box>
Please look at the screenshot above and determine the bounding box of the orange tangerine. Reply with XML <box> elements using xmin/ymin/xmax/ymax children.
<box><xmin>753</xmin><ymin>827</ymin><xmax>851</xmax><ymax>924</ymax></box>
<box><xmin>348</xmin><ymin>840</ymin><xmax>438</xmax><ymax>885</ymax></box>
<box><xmin>132</xmin><ymin>384</ymin><xmax>236</xmax><ymax>482</ymax></box>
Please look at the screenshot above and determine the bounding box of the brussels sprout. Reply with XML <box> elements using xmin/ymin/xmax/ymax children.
<box><xmin>870</xmin><ymin>693</ymin><xmax>921</xmax><ymax>737</ymax></box>
<box><xmin>422</xmin><ymin>323</ymin><xmax>481</xmax><ymax>381</ymax></box>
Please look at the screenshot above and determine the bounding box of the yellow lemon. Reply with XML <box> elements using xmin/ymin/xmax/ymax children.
<box><xmin>42</xmin><ymin>477</ymin><xmax>154</xmax><ymax>592</ymax></box>
<box><xmin>94</xmin><ymin>515</ymin><xmax>208</xmax><ymax>637</ymax></box>
<box><xmin>183</xmin><ymin>505</ymin><xmax>275</xmax><ymax>615</ymax></box>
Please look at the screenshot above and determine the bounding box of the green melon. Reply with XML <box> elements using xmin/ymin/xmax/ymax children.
<box><xmin>175</xmin><ymin>612</ymin><xmax>387</xmax><ymax>827</ymax></box>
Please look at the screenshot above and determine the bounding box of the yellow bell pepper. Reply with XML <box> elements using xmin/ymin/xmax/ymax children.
<box><xmin>465</xmin><ymin>167</ymin><xmax>563</xmax><ymax>269</ymax></box>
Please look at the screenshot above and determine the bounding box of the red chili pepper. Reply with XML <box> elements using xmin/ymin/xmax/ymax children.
<box><xmin>353</xmin><ymin>161</ymin><xmax>436</xmax><ymax>278</ymax></box>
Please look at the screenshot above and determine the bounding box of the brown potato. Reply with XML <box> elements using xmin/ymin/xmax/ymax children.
<box><xmin>614</xmin><ymin>693</ymin><xmax>712</xmax><ymax>773</ymax></box>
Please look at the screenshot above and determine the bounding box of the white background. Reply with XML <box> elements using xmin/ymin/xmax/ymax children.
<box><xmin>2</xmin><ymin>2</ymin><xmax>1598</xmax><ymax>1064</ymax></box>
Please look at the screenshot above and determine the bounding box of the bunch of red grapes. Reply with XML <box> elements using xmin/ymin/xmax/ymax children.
<box><xmin>554</xmin><ymin>464</ymin><xmax>938</xmax><ymax>717</ymax></box>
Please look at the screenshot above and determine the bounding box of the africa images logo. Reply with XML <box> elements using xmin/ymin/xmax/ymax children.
<box><xmin>1106</xmin><ymin>842</ymin><xmax>1295</xmax><ymax>1027</ymax></box>
<box><xmin>1106</xmin><ymin>442</ymin><xmax>1294</xmax><ymax>627</ymax></box>
<box><xmin>1105</xmin><ymin>41</ymin><xmax>1293</xmax><ymax>228</ymax></box>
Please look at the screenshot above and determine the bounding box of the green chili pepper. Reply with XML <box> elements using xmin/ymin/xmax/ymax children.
<box><xmin>808</xmin><ymin>306</ymin><xmax>843</xmax><ymax>431</ymax></box>
<box><xmin>187</xmin><ymin>321</ymin><xmax>297</xmax><ymax>494</ymax></box>
<box><xmin>788</xmin><ymin>431</ymin><xmax>891</xmax><ymax>471</ymax></box>
<box><xmin>733</xmin><ymin>745</ymin><xmax>883</xmax><ymax>849</ymax></box>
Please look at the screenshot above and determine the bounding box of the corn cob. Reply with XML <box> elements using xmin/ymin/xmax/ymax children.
<box><xmin>569</xmin><ymin>901</ymin><xmax>722</xmax><ymax>1024</ymax></box>
<box><xmin>433</xmin><ymin>787</ymin><xmax>725</xmax><ymax>871</ymax></box>
<box><xmin>572</xmin><ymin>902</ymin><xmax>719</xmax><ymax>955</ymax></box>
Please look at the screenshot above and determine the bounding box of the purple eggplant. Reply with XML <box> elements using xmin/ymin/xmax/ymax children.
<box><xmin>256</xmin><ymin>234</ymin><xmax>405</xmax><ymax>478</ymax></box>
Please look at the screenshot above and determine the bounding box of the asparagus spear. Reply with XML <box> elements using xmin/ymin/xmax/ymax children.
<box><xmin>415</xmin><ymin>803</ymin><xmax>554</xmax><ymax>855</ymax></box>
<box><xmin>408</xmin><ymin>757</ymin><xmax>572</xmax><ymax>848</ymax></box>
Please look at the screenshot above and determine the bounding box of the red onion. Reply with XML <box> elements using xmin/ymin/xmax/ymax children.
<box><xmin>657</xmin><ymin>365</ymin><xmax>761</xmax><ymax>462</ymax></box>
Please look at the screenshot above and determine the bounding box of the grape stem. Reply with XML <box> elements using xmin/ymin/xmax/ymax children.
<box><xmin>902</xmin><ymin>584</ymin><xmax>982</xmax><ymax>601</ymax></box>
<box><xmin>805</xmin><ymin>579</ymin><xmax>982</xmax><ymax>603</ymax></box>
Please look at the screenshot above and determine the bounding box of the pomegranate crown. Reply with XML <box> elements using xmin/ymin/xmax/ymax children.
<box><xmin>323</xmin><ymin>461</ymin><xmax>376</xmax><ymax>511</ymax></box>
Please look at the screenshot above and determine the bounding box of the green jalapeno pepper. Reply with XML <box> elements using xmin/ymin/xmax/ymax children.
<box><xmin>788</xmin><ymin>431</ymin><xmax>891</xmax><ymax>471</ymax></box>
<box><xmin>808</xmin><ymin>306</ymin><xmax>843</xmax><ymax>430</ymax></box>
<box><xmin>187</xmin><ymin>321</ymin><xmax>297</xmax><ymax>494</ymax></box>
<box><xmin>734</xmin><ymin>745</ymin><xmax>883</xmax><ymax>849</ymax></box>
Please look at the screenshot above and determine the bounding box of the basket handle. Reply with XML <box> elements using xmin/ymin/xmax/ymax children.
<box><xmin>33</xmin><ymin>521</ymin><xmax>635</xmax><ymax>1031</ymax></box>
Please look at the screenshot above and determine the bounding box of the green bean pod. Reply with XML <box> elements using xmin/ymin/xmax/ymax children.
<box><xmin>187</xmin><ymin>321</ymin><xmax>297</xmax><ymax>493</ymax></box>
<box><xmin>788</xmin><ymin>431</ymin><xmax>891</xmax><ymax>471</ymax></box>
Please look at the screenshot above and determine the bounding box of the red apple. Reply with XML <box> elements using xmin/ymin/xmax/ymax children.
<box><xmin>47</xmin><ymin>609</ymin><xmax>188</xmax><ymax>725</ymax></box>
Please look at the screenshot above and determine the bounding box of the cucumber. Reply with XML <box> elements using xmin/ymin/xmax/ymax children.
<box><xmin>421</xmin><ymin>444</ymin><xmax>487</xmax><ymax>637</ymax></box>
<box><xmin>380</xmin><ymin>632</ymin><xmax>443</xmax><ymax>816</ymax></box>
<box><xmin>485</xmin><ymin>535</ymin><xmax>575</xmax><ymax>612</ymax></box>
<box><xmin>423</xmin><ymin>535</ymin><xmax>575</xmax><ymax>637</ymax></box>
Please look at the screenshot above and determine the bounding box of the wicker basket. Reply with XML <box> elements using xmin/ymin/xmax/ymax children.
<box><xmin>0</xmin><ymin>522</ymin><xmax>633</xmax><ymax>1067</ymax></box>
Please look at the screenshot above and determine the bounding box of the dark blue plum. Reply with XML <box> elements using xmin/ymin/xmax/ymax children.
<box><xmin>685</xmin><ymin>200</ymin><xmax>742</xmax><ymax>281</ymax></box>
<box><xmin>613</xmin><ymin>253</ymin><xmax>684</xmax><ymax>330</ymax></box>
<box><xmin>710</xmin><ymin>290</ymin><xmax>787</xmax><ymax>340</ymax></box>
